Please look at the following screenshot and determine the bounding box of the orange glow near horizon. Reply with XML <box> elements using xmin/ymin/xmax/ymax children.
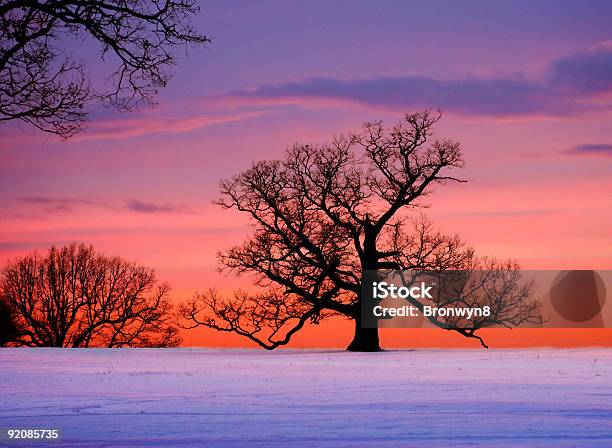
<box><xmin>182</xmin><ymin>319</ymin><xmax>612</xmax><ymax>349</ymax></box>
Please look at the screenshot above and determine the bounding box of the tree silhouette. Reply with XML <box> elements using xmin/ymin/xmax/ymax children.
<box><xmin>179</xmin><ymin>111</ymin><xmax>541</xmax><ymax>351</ymax></box>
<box><xmin>1</xmin><ymin>243</ymin><xmax>181</xmax><ymax>347</ymax></box>
<box><xmin>0</xmin><ymin>295</ymin><xmax>23</xmax><ymax>346</ymax></box>
<box><xmin>0</xmin><ymin>0</ymin><xmax>209</xmax><ymax>138</ymax></box>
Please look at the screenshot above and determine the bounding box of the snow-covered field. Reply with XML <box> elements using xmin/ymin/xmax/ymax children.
<box><xmin>1</xmin><ymin>348</ymin><xmax>611</xmax><ymax>447</ymax></box>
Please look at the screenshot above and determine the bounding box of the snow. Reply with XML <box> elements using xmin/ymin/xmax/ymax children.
<box><xmin>1</xmin><ymin>348</ymin><xmax>611</xmax><ymax>447</ymax></box>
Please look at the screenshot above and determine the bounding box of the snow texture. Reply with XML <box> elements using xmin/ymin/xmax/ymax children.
<box><xmin>1</xmin><ymin>348</ymin><xmax>611</xmax><ymax>447</ymax></box>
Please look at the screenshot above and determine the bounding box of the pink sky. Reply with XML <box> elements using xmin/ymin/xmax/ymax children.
<box><xmin>1</xmin><ymin>1</ymin><xmax>611</xmax><ymax>346</ymax></box>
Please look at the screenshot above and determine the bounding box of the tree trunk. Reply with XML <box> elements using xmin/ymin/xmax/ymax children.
<box><xmin>346</xmin><ymin>317</ymin><xmax>381</xmax><ymax>352</ymax></box>
<box><xmin>350</xmin><ymin>229</ymin><xmax>382</xmax><ymax>351</ymax></box>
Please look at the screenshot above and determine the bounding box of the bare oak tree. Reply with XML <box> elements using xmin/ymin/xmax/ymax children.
<box><xmin>0</xmin><ymin>0</ymin><xmax>209</xmax><ymax>138</ymax></box>
<box><xmin>179</xmin><ymin>111</ymin><xmax>541</xmax><ymax>351</ymax></box>
<box><xmin>1</xmin><ymin>243</ymin><xmax>181</xmax><ymax>347</ymax></box>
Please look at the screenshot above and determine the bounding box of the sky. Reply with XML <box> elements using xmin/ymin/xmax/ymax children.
<box><xmin>1</xmin><ymin>0</ymin><xmax>612</xmax><ymax>347</ymax></box>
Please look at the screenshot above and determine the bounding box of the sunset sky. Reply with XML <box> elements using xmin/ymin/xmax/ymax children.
<box><xmin>1</xmin><ymin>1</ymin><xmax>611</xmax><ymax>347</ymax></box>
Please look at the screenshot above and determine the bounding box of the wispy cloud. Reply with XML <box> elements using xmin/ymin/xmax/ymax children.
<box><xmin>70</xmin><ymin>110</ymin><xmax>266</xmax><ymax>142</ymax></box>
<box><xmin>126</xmin><ymin>199</ymin><xmax>191</xmax><ymax>214</ymax></box>
<box><xmin>14</xmin><ymin>196</ymin><xmax>193</xmax><ymax>216</ymax></box>
<box><xmin>16</xmin><ymin>197</ymin><xmax>106</xmax><ymax>214</ymax></box>
<box><xmin>562</xmin><ymin>144</ymin><xmax>612</xmax><ymax>158</ymax></box>
<box><xmin>220</xmin><ymin>42</ymin><xmax>612</xmax><ymax>117</ymax></box>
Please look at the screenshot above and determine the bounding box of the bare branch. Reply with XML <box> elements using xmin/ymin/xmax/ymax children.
<box><xmin>0</xmin><ymin>0</ymin><xmax>210</xmax><ymax>138</ymax></box>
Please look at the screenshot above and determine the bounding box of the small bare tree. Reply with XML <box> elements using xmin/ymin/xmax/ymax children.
<box><xmin>1</xmin><ymin>243</ymin><xmax>181</xmax><ymax>347</ymax></box>
<box><xmin>179</xmin><ymin>111</ymin><xmax>541</xmax><ymax>351</ymax></box>
<box><xmin>0</xmin><ymin>0</ymin><xmax>210</xmax><ymax>138</ymax></box>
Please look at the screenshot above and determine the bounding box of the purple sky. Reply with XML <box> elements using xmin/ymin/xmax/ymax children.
<box><xmin>1</xmin><ymin>0</ymin><xmax>612</xmax><ymax>308</ymax></box>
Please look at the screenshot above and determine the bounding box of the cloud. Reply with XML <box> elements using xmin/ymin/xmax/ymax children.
<box><xmin>229</xmin><ymin>75</ymin><xmax>561</xmax><ymax>116</ymax></box>
<box><xmin>562</xmin><ymin>144</ymin><xmax>612</xmax><ymax>158</ymax></box>
<box><xmin>72</xmin><ymin>110</ymin><xmax>265</xmax><ymax>142</ymax></box>
<box><xmin>14</xmin><ymin>196</ymin><xmax>192</xmax><ymax>215</ymax></box>
<box><xmin>126</xmin><ymin>200</ymin><xmax>191</xmax><ymax>214</ymax></box>
<box><xmin>0</xmin><ymin>104</ymin><xmax>267</xmax><ymax>144</ymax></box>
<box><xmin>548</xmin><ymin>41</ymin><xmax>612</xmax><ymax>94</ymax></box>
<box><xmin>15</xmin><ymin>196</ymin><xmax>105</xmax><ymax>214</ymax></box>
<box><xmin>222</xmin><ymin>43</ymin><xmax>612</xmax><ymax>117</ymax></box>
